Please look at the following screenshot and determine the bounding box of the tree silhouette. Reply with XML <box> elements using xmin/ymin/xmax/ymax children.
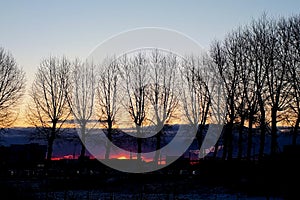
<box><xmin>0</xmin><ymin>48</ymin><xmax>25</xmax><ymax>128</ymax></box>
<box><xmin>181</xmin><ymin>55</ymin><xmax>211</xmax><ymax>158</ymax></box>
<box><xmin>286</xmin><ymin>15</ymin><xmax>300</xmax><ymax>146</ymax></box>
<box><xmin>119</xmin><ymin>53</ymin><xmax>150</xmax><ymax>161</ymax></box>
<box><xmin>210</xmin><ymin>37</ymin><xmax>241</xmax><ymax>160</ymax></box>
<box><xmin>97</xmin><ymin>58</ymin><xmax>119</xmax><ymax>160</ymax></box>
<box><xmin>148</xmin><ymin>50</ymin><xmax>179</xmax><ymax>164</ymax></box>
<box><xmin>28</xmin><ymin>56</ymin><xmax>71</xmax><ymax>161</ymax></box>
<box><xmin>68</xmin><ymin>59</ymin><xmax>96</xmax><ymax>160</ymax></box>
<box><xmin>245</xmin><ymin>16</ymin><xmax>270</xmax><ymax>160</ymax></box>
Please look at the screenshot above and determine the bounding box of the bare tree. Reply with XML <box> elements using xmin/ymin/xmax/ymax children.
<box><xmin>211</xmin><ymin>24</ymin><xmax>268</xmax><ymax>160</ymax></box>
<box><xmin>234</xmin><ymin>29</ymin><xmax>252</xmax><ymax>160</ymax></box>
<box><xmin>243</xmin><ymin>16</ymin><xmax>273</xmax><ymax>160</ymax></box>
<box><xmin>148</xmin><ymin>50</ymin><xmax>179</xmax><ymax>164</ymax></box>
<box><xmin>287</xmin><ymin>15</ymin><xmax>300</xmax><ymax>146</ymax></box>
<box><xmin>68</xmin><ymin>59</ymin><xmax>96</xmax><ymax>160</ymax></box>
<box><xmin>0</xmin><ymin>48</ymin><xmax>25</xmax><ymax>128</ymax></box>
<box><xmin>28</xmin><ymin>56</ymin><xmax>71</xmax><ymax>161</ymax></box>
<box><xmin>209</xmin><ymin>63</ymin><xmax>227</xmax><ymax>159</ymax></box>
<box><xmin>97</xmin><ymin>58</ymin><xmax>119</xmax><ymax>160</ymax></box>
<box><xmin>266</xmin><ymin>17</ymin><xmax>292</xmax><ymax>156</ymax></box>
<box><xmin>181</xmin><ymin>55</ymin><xmax>211</xmax><ymax>158</ymax></box>
<box><xmin>210</xmin><ymin>35</ymin><xmax>242</xmax><ymax>160</ymax></box>
<box><xmin>120</xmin><ymin>53</ymin><xmax>149</xmax><ymax>161</ymax></box>
<box><xmin>240</xmin><ymin>27</ymin><xmax>263</xmax><ymax>161</ymax></box>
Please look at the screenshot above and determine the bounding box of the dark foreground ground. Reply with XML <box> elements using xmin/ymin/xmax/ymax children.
<box><xmin>0</xmin><ymin>154</ymin><xmax>299</xmax><ymax>200</ymax></box>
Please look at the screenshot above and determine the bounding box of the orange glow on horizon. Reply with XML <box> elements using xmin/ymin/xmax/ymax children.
<box><xmin>51</xmin><ymin>157</ymin><xmax>61</xmax><ymax>161</ymax></box>
<box><xmin>117</xmin><ymin>156</ymin><xmax>127</xmax><ymax>160</ymax></box>
<box><xmin>51</xmin><ymin>154</ymin><xmax>75</xmax><ymax>160</ymax></box>
<box><xmin>50</xmin><ymin>153</ymin><xmax>165</xmax><ymax>164</ymax></box>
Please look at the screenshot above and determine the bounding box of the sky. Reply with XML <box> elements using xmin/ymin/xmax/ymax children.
<box><xmin>1</xmin><ymin>0</ymin><xmax>300</xmax><ymax>126</ymax></box>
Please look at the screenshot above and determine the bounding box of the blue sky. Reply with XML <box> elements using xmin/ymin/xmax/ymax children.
<box><xmin>1</xmin><ymin>0</ymin><xmax>300</xmax><ymax>81</ymax></box>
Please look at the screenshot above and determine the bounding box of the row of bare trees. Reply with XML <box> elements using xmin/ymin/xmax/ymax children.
<box><xmin>26</xmin><ymin>51</ymin><xmax>213</xmax><ymax>162</ymax></box>
<box><xmin>2</xmin><ymin>14</ymin><xmax>300</xmax><ymax>162</ymax></box>
<box><xmin>211</xmin><ymin>14</ymin><xmax>300</xmax><ymax>160</ymax></box>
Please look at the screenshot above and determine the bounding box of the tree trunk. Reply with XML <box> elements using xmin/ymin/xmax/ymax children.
<box><xmin>213</xmin><ymin>141</ymin><xmax>219</xmax><ymax>159</ymax></box>
<box><xmin>258</xmin><ymin>111</ymin><xmax>267</xmax><ymax>160</ymax></box>
<box><xmin>79</xmin><ymin>126</ymin><xmax>86</xmax><ymax>160</ymax></box>
<box><xmin>270</xmin><ymin>107</ymin><xmax>278</xmax><ymax>156</ymax></box>
<box><xmin>222</xmin><ymin>121</ymin><xmax>234</xmax><ymax>160</ymax></box>
<box><xmin>105</xmin><ymin>120</ymin><xmax>113</xmax><ymax>160</ymax></box>
<box><xmin>292</xmin><ymin>114</ymin><xmax>300</xmax><ymax>146</ymax></box>
<box><xmin>225</xmin><ymin>99</ymin><xmax>235</xmax><ymax>160</ymax></box>
<box><xmin>137</xmin><ymin>137</ymin><xmax>142</xmax><ymax>161</ymax></box>
<box><xmin>258</xmin><ymin>94</ymin><xmax>266</xmax><ymax>161</ymax></box>
<box><xmin>137</xmin><ymin>126</ymin><xmax>142</xmax><ymax>161</ymax></box>
<box><xmin>105</xmin><ymin>129</ymin><xmax>112</xmax><ymax>160</ymax></box>
<box><xmin>46</xmin><ymin>134</ymin><xmax>55</xmax><ymax>161</ymax></box>
<box><xmin>247</xmin><ymin>115</ymin><xmax>253</xmax><ymax>161</ymax></box>
<box><xmin>46</xmin><ymin>124</ymin><xmax>56</xmax><ymax>161</ymax></box>
<box><xmin>154</xmin><ymin>129</ymin><xmax>162</xmax><ymax>164</ymax></box>
<box><xmin>222</xmin><ymin>124</ymin><xmax>228</xmax><ymax>160</ymax></box>
<box><xmin>197</xmin><ymin>125</ymin><xmax>204</xmax><ymax>157</ymax></box>
<box><xmin>222</xmin><ymin>118</ymin><xmax>233</xmax><ymax>160</ymax></box>
<box><xmin>213</xmin><ymin>125</ymin><xmax>224</xmax><ymax>159</ymax></box>
<box><xmin>238</xmin><ymin>116</ymin><xmax>245</xmax><ymax>160</ymax></box>
<box><xmin>227</xmin><ymin>121</ymin><xmax>234</xmax><ymax>160</ymax></box>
